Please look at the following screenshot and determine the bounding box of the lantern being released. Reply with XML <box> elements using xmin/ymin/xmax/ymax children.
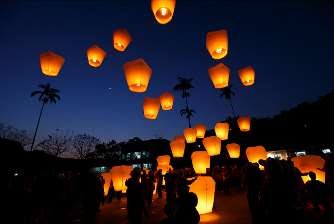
<box><xmin>291</xmin><ymin>155</ymin><xmax>325</xmax><ymax>183</ymax></box>
<box><xmin>143</xmin><ymin>97</ymin><xmax>160</xmax><ymax>120</ymax></box>
<box><xmin>238</xmin><ymin>66</ymin><xmax>255</xmax><ymax>86</ymax></box>
<box><xmin>206</xmin><ymin>29</ymin><xmax>228</xmax><ymax>60</ymax></box>
<box><xmin>202</xmin><ymin>136</ymin><xmax>221</xmax><ymax>156</ymax></box>
<box><xmin>237</xmin><ymin>116</ymin><xmax>251</xmax><ymax>132</ymax></box>
<box><xmin>40</xmin><ymin>51</ymin><xmax>65</xmax><ymax>77</ymax></box>
<box><xmin>194</xmin><ymin>124</ymin><xmax>206</xmax><ymax>138</ymax></box>
<box><xmin>226</xmin><ymin>143</ymin><xmax>240</xmax><ymax>158</ymax></box>
<box><xmin>110</xmin><ymin>165</ymin><xmax>132</xmax><ymax>193</ymax></box>
<box><xmin>170</xmin><ymin>139</ymin><xmax>185</xmax><ymax>158</ymax></box>
<box><xmin>157</xmin><ymin>155</ymin><xmax>171</xmax><ymax>175</ymax></box>
<box><xmin>191</xmin><ymin>151</ymin><xmax>210</xmax><ymax>174</ymax></box>
<box><xmin>246</xmin><ymin>146</ymin><xmax>267</xmax><ymax>169</ymax></box>
<box><xmin>208</xmin><ymin>63</ymin><xmax>230</xmax><ymax>88</ymax></box>
<box><xmin>101</xmin><ymin>171</ymin><xmax>112</xmax><ymax>196</ymax></box>
<box><xmin>215</xmin><ymin>122</ymin><xmax>229</xmax><ymax>140</ymax></box>
<box><xmin>113</xmin><ymin>29</ymin><xmax>132</xmax><ymax>52</ymax></box>
<box><xmin>190</xmin><ymin>176</ymin><xmax>216</xmax><ymax>215</ymax></box>
<box><xmin>86</xmin><ymin>44</ymin><xmax>106</xmax><ymax>68</ymax></box>
<box><xmin>123</xmin><ymin>58</ymin><xmax>152</xmax><ymax>93</ymax></box>
<box><xmin>160</xmin><ymin>92</ymin><xmax>174</xmax><ymax>110</ymax></box>
<box><xmin>184</xmin><ymin>128</ymin><xmax>197</xmax><ymax>143</ymax></box>
<box><xmin>151</xmin><ymin>0</ymin><xmax>176</xmax><ymax>24</ymax></box>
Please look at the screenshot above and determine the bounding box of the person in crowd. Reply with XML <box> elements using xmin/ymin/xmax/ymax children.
<box><xmin>156</xmin><ymin>169</ymin><xmax>163</xmax><ymax>199</ymax></box>
<box><xmin>164</xmin><ymin>169</ymin><xmax>177</xmax><ymax>217</ymax></box>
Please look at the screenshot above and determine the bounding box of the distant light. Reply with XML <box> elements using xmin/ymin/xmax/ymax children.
<box><xmin>14</xmin><ymin>172</ymin><xmax>19</xmax><ymax>176</ymax></box>
<box><xmin>295</xmin><ymin>151</ymin><xmax>306</xmax><ymax>156</ymax></box>
<box><xmin>322</xmin><ymin>148</ymin><xmax>331</xmax><ymax>154</ymax></box>
<box><xmin>108</xmin><ymin>87</ymin><xmax>112</xmax><ymax>91</ymax></box>
<box><xmin>198</xmin><ymin>144</ymin><xmax>201</xmax><ymax>148</ymax></box>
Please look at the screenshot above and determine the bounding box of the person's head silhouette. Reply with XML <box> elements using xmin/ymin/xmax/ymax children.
<box><xmin>309</xmin><ymin>171</ymin><xmax>316</xmax><ymax>181</ymax></box>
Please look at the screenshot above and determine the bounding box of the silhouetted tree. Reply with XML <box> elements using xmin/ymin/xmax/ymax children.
<box><xmin>72</xmin><ymin>134</ymin><xmax>100</xmax><ymax>159</ymax></box>
<box><xmin>180</xmin><ymin>107</ymin><xmax>196</xmax><ymax>128</ymax></box>
<box><xmin>219</xmin><ymin>85</ymin><xmax>236</xmax><ymax>118</ymax></box>
<box><xmin>0</xmin><ymin>122</ymin><xmax>32</xmax><ymax>149</ymax></box>
<box><xmin>36</xmin><ymin>131</ymin><xmax>72</xmax><ymax>157</ymax></box>
<box><xmin>30</xmin><ymin>83</ymin><xmax>60</xmax><ymax>151</ymax></box>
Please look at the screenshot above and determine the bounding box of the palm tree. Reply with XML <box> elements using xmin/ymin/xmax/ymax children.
<box><xmin>30</xmin><ymin>83</ymin><xmax>60</xmax><ymax>151</ymax></box>
<box><xmin>180</xmin><ymin>107</ymin><xmax>196</xmax><ymax>128</ymax></box>
<box><xmin>219</xmin><ymin>85</ymin><xmax>236</xmax><ymax>118</ymax></box>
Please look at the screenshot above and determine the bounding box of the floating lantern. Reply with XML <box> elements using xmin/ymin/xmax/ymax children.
<box><xmin>174</xmin><ymin>135</ymin><xmax>186</xmax><ymax>143</ymax></box>
<box><xmin>170</xmin><ymin>139</ymin><xmax>185</xmax><ymax>158</ymax></box>
<box><xmin>184</xmin><ymin>128</ymin><xmax>197</xmax><ymax>143</ymax></box>
<box><xmin>160</xmin><ymin>92</ymin><xmax>174</xmax><ymax>110</ymax></box>
<box><xmin>202</xmin><ymin>136</ymin><xmax>221</xmax><ymax>156</ymax></box>
<box><xmin>151</xmin><ymin>0</ymin><xmax>176</xmax><ymax>24</ymax></box>
<box><xmin>206</xmin><ymin>29</ymin><xmax>228</xmax><ymax>60</ymax></box>
<box><xmin>291</xmin><ymin>155</ymin><xmax>325</xmax><ymax>183</ymax></box>
<box><xmin>110</xmin><ymin>165</ymin><xmax>132</xmax><ymax>193</ymax></box>
<box><xmin>40</xmin><ymin>51</ymin><xmax>65</xmax><ymax>77</ymax></box>
<box><xmin>191</xmin><ymin>151</ymin><xmax>210</xmax><ymax>174</ymax></box>
<box><xmin>238</xmin><ymin>66</ymin><xmax>255</xmax><ymax>86</ymax></box>
<box><xmin>157</xmin><ymin>155</ymin><xmax>171</xmax><ymax>175</ymax></box>
<box><xmin>143</xmin><ymin>97</ymin><xmax>160</xmax><ymax>120</ymax></box>
<box><xmin>246</xmin><ymin>146</ymin><xmax>267</xmax><ymax>170</ymax></box>
<box><xmin>237</xmin><ymin>116</ymin><xmax>251</xmax><ymax>132</ymax></box>
<box><xmin>101</xmin><ymin>171</ymin><xmax>112</xmax><ymax>196</ymax></box>
<box><xmin>194</xmin><ymin>124</ymin><xmax>206</xmax><ymax>138</ymax></box>
<box><xmin>190</xmin><ymin>176</ymin><xmax>216</xmax><ymax>215</ymax></box>
<box><xmin>86</xmin><ymin>44</ymin><xmax>106</xmax><ymax>68</ymax></box>
<box><xmin>123</xmin><ymin>58</ymin><xmax>152</xmax><ymax>93</ymax></box>
<box><xmin>215</xmin><ymin>122</ymin><xmax>229</xmax><ymax>140</ymax></box>
<box><xmin>226</xmin><ymin>143</ymin><xmax>240</xmax><ymax>158</ymax></box>
<box><xmin>113</xmin><ymin>29</ymin><xmax>132</xmax><ymax>52</ymax></box>
<box><xmin>208</xmin><ymin>63</ymin><xmax>230</xmax><ymax>88</ymax></box>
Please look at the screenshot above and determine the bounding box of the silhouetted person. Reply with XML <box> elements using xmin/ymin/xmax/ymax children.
<box><xmin>144</xmin><ymin>170</ymin><xmax>155</xmax><ymax>206</ymax></box>
<box><xmin>156</xmin><ymin>169</ymin><xmax>163</xmax><ymax>199</ymax></box>
<box><xmin>164</xmin><ymin>169</ymin><xmax>177</xmax><ymax>217</ymax></box>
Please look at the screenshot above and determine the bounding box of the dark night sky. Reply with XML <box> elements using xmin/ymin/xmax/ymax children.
<box><xmin>0</xmin><ymin>0</ymin><xmax>333</xmax><ymax>142</ymax></box>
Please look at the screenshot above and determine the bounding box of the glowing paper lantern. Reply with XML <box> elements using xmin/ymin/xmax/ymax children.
<box><xmin>190</xmin><ymin>176</ymin><xmax>216</xmax><ymax>215</ymax></box>
<box><xmin>215</xmin><ymin>122</ymin><xmax>229</xmax><ymax>140</ymax></box>
<box><xmin>101</xmin><ymin>171</ymin><xmax>112</xmax><ymax>196</ymax></box>
<box><xmin>157</xmin><ymin>155</ymin><xmax>171</xmax><ymax>166</ymax></box>
<box><xmin>170</xmin><ymin>139</ymin><xmax>185</xmax><ymax>158</ymax></box>
<box><xmin>202</xmin><ymin>136</ymin><xmax>221</xmax><ymax>156</ymax></box>
<box><xmin>226</xmin><ymin>143</ymin><xmax>240</xmax><ymax>158</ymax></box>
<box><xmin>143</xmin><ymin>97</ymin><xmax>160</xmax><ymax>120</ymax></box>
<box><xmin>191</xmin><ymin>151</ymin><xmax>210</xmax><ymax>174</ymax></box>
<box><xmin>194</xmin><ymin>124</ymin><xmax>206</xmax><ymax>138</ymax></box>
<box><xmin>86</xmin><ymin>44</ymin><xmax>106</xmax><ymax>68</ymax></box>
<box><xmin>246</xmin><ymin>146</ymin><xmax>267</xmax><ymax>169</ymax></box>
<box><xmin>160</xmin><ymin>92</ymin><xmax>174</xmax><ymax>110</ymax></box>
<box><xmin>113</xmin><ymin>29</ymin><xmax>132</xmax><ymax>52</ymax></box>
<box><xmin>184</xmin><ymin>128</ymin><xmax>197</xmax><ymax>143</ymax></box>
<box><xmin>291</xmin><ymin>155</ymin><xmax>325</xmax><ymax>183</ymax></box>
<box><xmin>206</xmin><ymin>29</ymin><xmax>228</xmax><ymax>60</ymax></box>
<box><xmin>110</xmin><ymin>165</ymin><xmax>132</xmax><ymax>193</ymax></box>
<box><xmin>151</xmin><ymin>0</ymin><xmax>176</xmax><ymax>24</ymax></box>
<box><xmin>208</xmin><ymin>63</ymin><xmax>230</xmax><ymax>88</ymax></box>
<box><xmin>238</xmin><ymin>66</ymin><xmax>255</xmax><ymax>86</ymax></box>
<box><xmin>174</xmin><ymin>135</ymin><xmax>185</xmax><ymax>143</ymax></box>
<box><xmin>123</xmin><ymin>58</ymin><xmax>152</xmax><ymax>93</ymax></box>
<box><xmin>40</xmin><ymin>51</ymin><xmax>65</xmax><ymax>77</ymax></box>
<box><xmin>237</xmin><ymin>116</ymin><xmax>251</xmax><ymax>132</ymax></box>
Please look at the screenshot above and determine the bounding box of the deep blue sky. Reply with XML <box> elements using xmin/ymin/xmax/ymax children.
<box><xmin>0</xmin><ymin>0</ymin><xmax>333</xmax><ymax>142</ymax></box>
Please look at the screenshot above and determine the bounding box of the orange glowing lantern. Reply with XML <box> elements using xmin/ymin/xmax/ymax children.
<box><xmin>237</xmin><ymin>116</ymin><xmax>251</xmax><ymax>132</ymax></box>
<box><xmin>238</xmin><ymin>66</ymin><xmax>255</xmax><ymax>86</ymax></box>
<box><xmin>202</xmin><ymin>136</ymin><xmax>221</xmax><ymax>156</ymax></box>
<box><xmin>191</xmin><ymin>151</ymin><xmax>210</xmax><ymax>174</ymax></box>
<box><xmin>190</xmin><ymin>176</ymin><xmax>216</xmax><ymax>215</ymax></box>
<box><xmin>194</xmin><ymin>124</ymin><xmax>206</xmax><ymax>138</ymax></box>
<box><xmin>173</xmin><ymin>135</ymin><xmax>185</xmax><ymax>143</ymax></box>
<box><xmin>184</xmin><ymin>128</ymin><xmax>197</xmax><ymax>143</ymax></box>
<box><xmin>160</xmin><ymin>92</ymin><xmax>174</xmax><ymax>110</ymax></box>
<box><xmin>143</xmin><ymin>97</ymin><xmax>160</xmax><ymax>120</ymax></box>
<box><xmin>206</xmin><ymin>29</ymin><xmax>228</xmax><ymax>60</ymax></box>
<box><xmin>226</xmin><ymin>143</ymin><xmax>240</xmax><ymax>158</ymax></box>
<box><xmin>101</xmin><ymin>171</ymin><xmax>112</xmax><ymax>196</ymax></box>
<box><xmin>157</xmin><ymin>155</ymin><xmax>171</xmax><ymax>175</ymax></box>
<box><xmin>151</xmin><ymin>0</ymin><xmax>176</xmax><ymax>24</ymax></box>
<box><xmin>113</xmin><ymin>29</ymin><xmax>132</xmax><ymax>52</ymax></box>
<box><xmin>40</xmin><ymin>51</ymin><xmax>65</xmax><ymax>77</ymax></box>
<box><xmin>86</xmin><ymin>44</ymin><xmax>106</xmax><ymax>68</ymax></box>
<box><xmin>215</xmin><ymin>122</ymin><xmax>229</xmax><ymax>140</ymax></box>
<box><xmin>246</xmin><ymin>146</ymin><xmax>267</xmax><ymax>169</ymax></box>
<box><xmin>291</xmin><ymin>155</ymin><xmax>325</xmax><ymax>183</ymax></box>
<box><xmin>208</xmin><ymin>63</ymin><xmax>230</xmax><ymax>88</ymax></box>
<box><xmin>110</xmin><ymin>165</ymin><xmax>132</xmax><ymax>193</ymax></box>
<box><xmin>170</xmin><ymin>139</ymin><xmax>185</xmax><ymax>158</ymax></box>
<box><xmin>123</xmin><ymin>58</ymin><xmax>152</xmax><ymax>93</ymax></box>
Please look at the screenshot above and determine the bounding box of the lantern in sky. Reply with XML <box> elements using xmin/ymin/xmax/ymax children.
<box><xmin>237</xmin><ymin>116</ymin><xmax>251</xmax><ymax>132</ymax></box>
<box><xmin>238</xmin><ymin>66</ymin><xmax>255</xmax><ymax>86</ymax></box>
<box><xmin>291</xmin><ymin>155</ymin><xmax>325</xmax><ymax>183</ymax></box>
<box><xmin>113</xmin><ymin>28</ymin><xmax>132</xmax><ymax>52</ymax></box>
<box><xmin>174</xmin><ymin>135</ymin><xmax>185</xmax><ymax>143</ymax></box>
<box><xmin>206</xmin><ymin>29</ymin><xmax>228</xmax><ymax>60</ymax></box>
<box><xmin>151</xmin><ymin>0</ymin><xmax>176</xmax><ymax>24</ymax></box>
<box><xmin>190</xmin><ymin>176</ymin><xmax>216</xmax><ymax>215</ymax></box>
<box><xmin>226</xmin><ymin>143</ymin><xmax>240</xmax><ymax>158</ymax></box>
<box><xmin>208</xmin><ymin>63</ymin><xmax>230</xmax><ymax>88</ymax></box>
<box><xmin>123</xmin><ymin>58</ymin><xmax>152</xmax><ymax>93</ymax></box>
<box><xmin>246</xmin><ymin>146</ymin><xmax>267</xmax><ymax>170</ymax></box>
<box><xmin>215</xmin><ymin>122</ymin><xmax>229</xmax><ymax>140</ymax></box>
<box><xmin>194</xmin><ymin>124</ymin><xmax>206</xmax><ymax>138</ymax></box>
<box><xmin>143</xmin><ymin>97</ymin><xmax>160</xmax><ymax>120</ymax></box>
<box><xmin>191</xmin><ymin>151</ymin><xmax>210</xmax><ymax>174</ymax></box>
<box><xmin>101</xmin><ymin>171</ymin><xmax>112</xmax><ymax>196</ymax></box>
<box><xmin>202</xmin><ymin>136</ymin><xmax>221</xmax><ymax>156</ymax></box>
<box><xmin>110</xmin><ymin>165</ymin><xmax>132</xmax><ymax>193</ymax></box>
<box><xmin>157</xmin><ymin>155</ymin><xmax>171</xmax><ymax>175</ymax></box>
<box><xmin>40</xmin><ymin>51</ymin><xmax>65</xmax><ymax>77</ymax></box>
<box><xmin>160</xmin><ymin>92</ymin><xmax>174</xmax><ymax>110</ymax></box>
<box><xmin>170</xmin><ymin>139</ymin><xmax>185</xmax><ymax>158</ymax></box>
<box><xmin>86</xmin><ymin>44</ymin><xmax>106</xmax><ymax>68</ymax></box>
<box><xmin>184</xmin><ymin>128</ymin><xmax>197</xmax><ymax>143</ymax></box>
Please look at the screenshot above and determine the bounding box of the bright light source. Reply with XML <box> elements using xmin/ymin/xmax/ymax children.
<box><xmin>295</xmin><ymin>151</ymin><xmax>306</xmax><ymax>156</ymax></box>
<box><xmin>322</xmin><ymin>148</ymin><xmax>331</xmax><ymax>154</ymax></box>
<box><xmin>160</xmin><ymin>7</ymin><xmax>168</xmax><ymax>16</ymax></box>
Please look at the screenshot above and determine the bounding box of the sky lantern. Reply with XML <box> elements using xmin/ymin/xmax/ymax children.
<box><xmin>191</xmin><ymin>151</ymin><xmax>210</xmax><ymax>174</ymax></box>
<box><xmin>123</xmin><ymin>58</ymin><xmax>152</xmax><ymax>93</ymax></box>
<box><xmin>170</xmin><ymin>139</ymin><xmax>185</xmax><ymax>158</ymax></box>
<box><xmin>226</xmin><ymin>143</ymin><xmax>240</xmax><ymax>158</ymax></box>
<box><xmin>157</xmin><ymin>155</ymin><xmax>171</xmax><ymax>175</ymax></box>
<box><xmin>237</xmin><ymin>116</ymin><xmax>251</xmax><ymax>132</ymax></box>
<box><xmin>160</xmin><ymin>92</ymin><xmax>174</xmax><ymax>110</ymax></box>
<box><xmin>291</xmin><ymin>155</ymin><xmax>325</xmax><ymax>183</ymax></box>
<box><xmin>174</xmin><ymin>135</ymin><xmax>185</xmax><ymax>143</ymax></box>
<box><xmin>183</xmin><ymin>128</ymin><xmax>197</xmax><ymax>143</ymax></box>
<box><xmin>190</xmin><ymin>176</ymin><xmax>216</xmax><ymax>215</ymax></box>
<box><xmin>208</xmin><ymin>63</ymin><xmax>230</xmax><ymax>88</ymax></box>
<box><xmin>143</xmin><ymin>97</ymin><xmax>160</xmax><ymax>120</ymax></box>
<box><xmin>206</xmin><ymin>29</ymin><xmax>228</xmax><ymax>60</ymax></box>
<box><xmin>113</xmin><ymin>28</ymin><xmax>132</xmax><ymax>52</ymax></box>
<box><xmin>110</xmin><ymin>165</ymin><xmax>132</xmax><ymax>193</ymax></box>
<box><xmin>40</xmin><ymin>51</ymin><xmax>65</xmax><ymax>77</ymax></box>
<box><xmin>86</xmin><ymin>44</ymin><xmax>106</xmax><ymax>68</ymax></box>
<box><xmin>214</xmin><ymin>122</ymin><xmax>229</xmax><ymax>140</ymax></box>
<box><xmin>151</xmin><ymin>0</ymin><xmax>176</xmax><ymax>24</ymax></box>
<box><xmin>246</xmin><ymin>146</ymin><xmax>267</xmax><ymax>170</ymax></box>
<box><xmin>202</xmin><ymin>136</ymin><xmax>221</xmax><ymax>156</ymax></box>
<box><xmin>101</xmin><ymin>171</ymin><xmax>112</xmax><ymax>196</ymax></box>
<box><xmin>238</xmin><ymin>66</ymin><xmax>255</xmax><ymax>86</ymax></box>
<box><xmin>194</xmin><ymin>124</ymin><xmax>206</xmax><ymax>138</ymax></box>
